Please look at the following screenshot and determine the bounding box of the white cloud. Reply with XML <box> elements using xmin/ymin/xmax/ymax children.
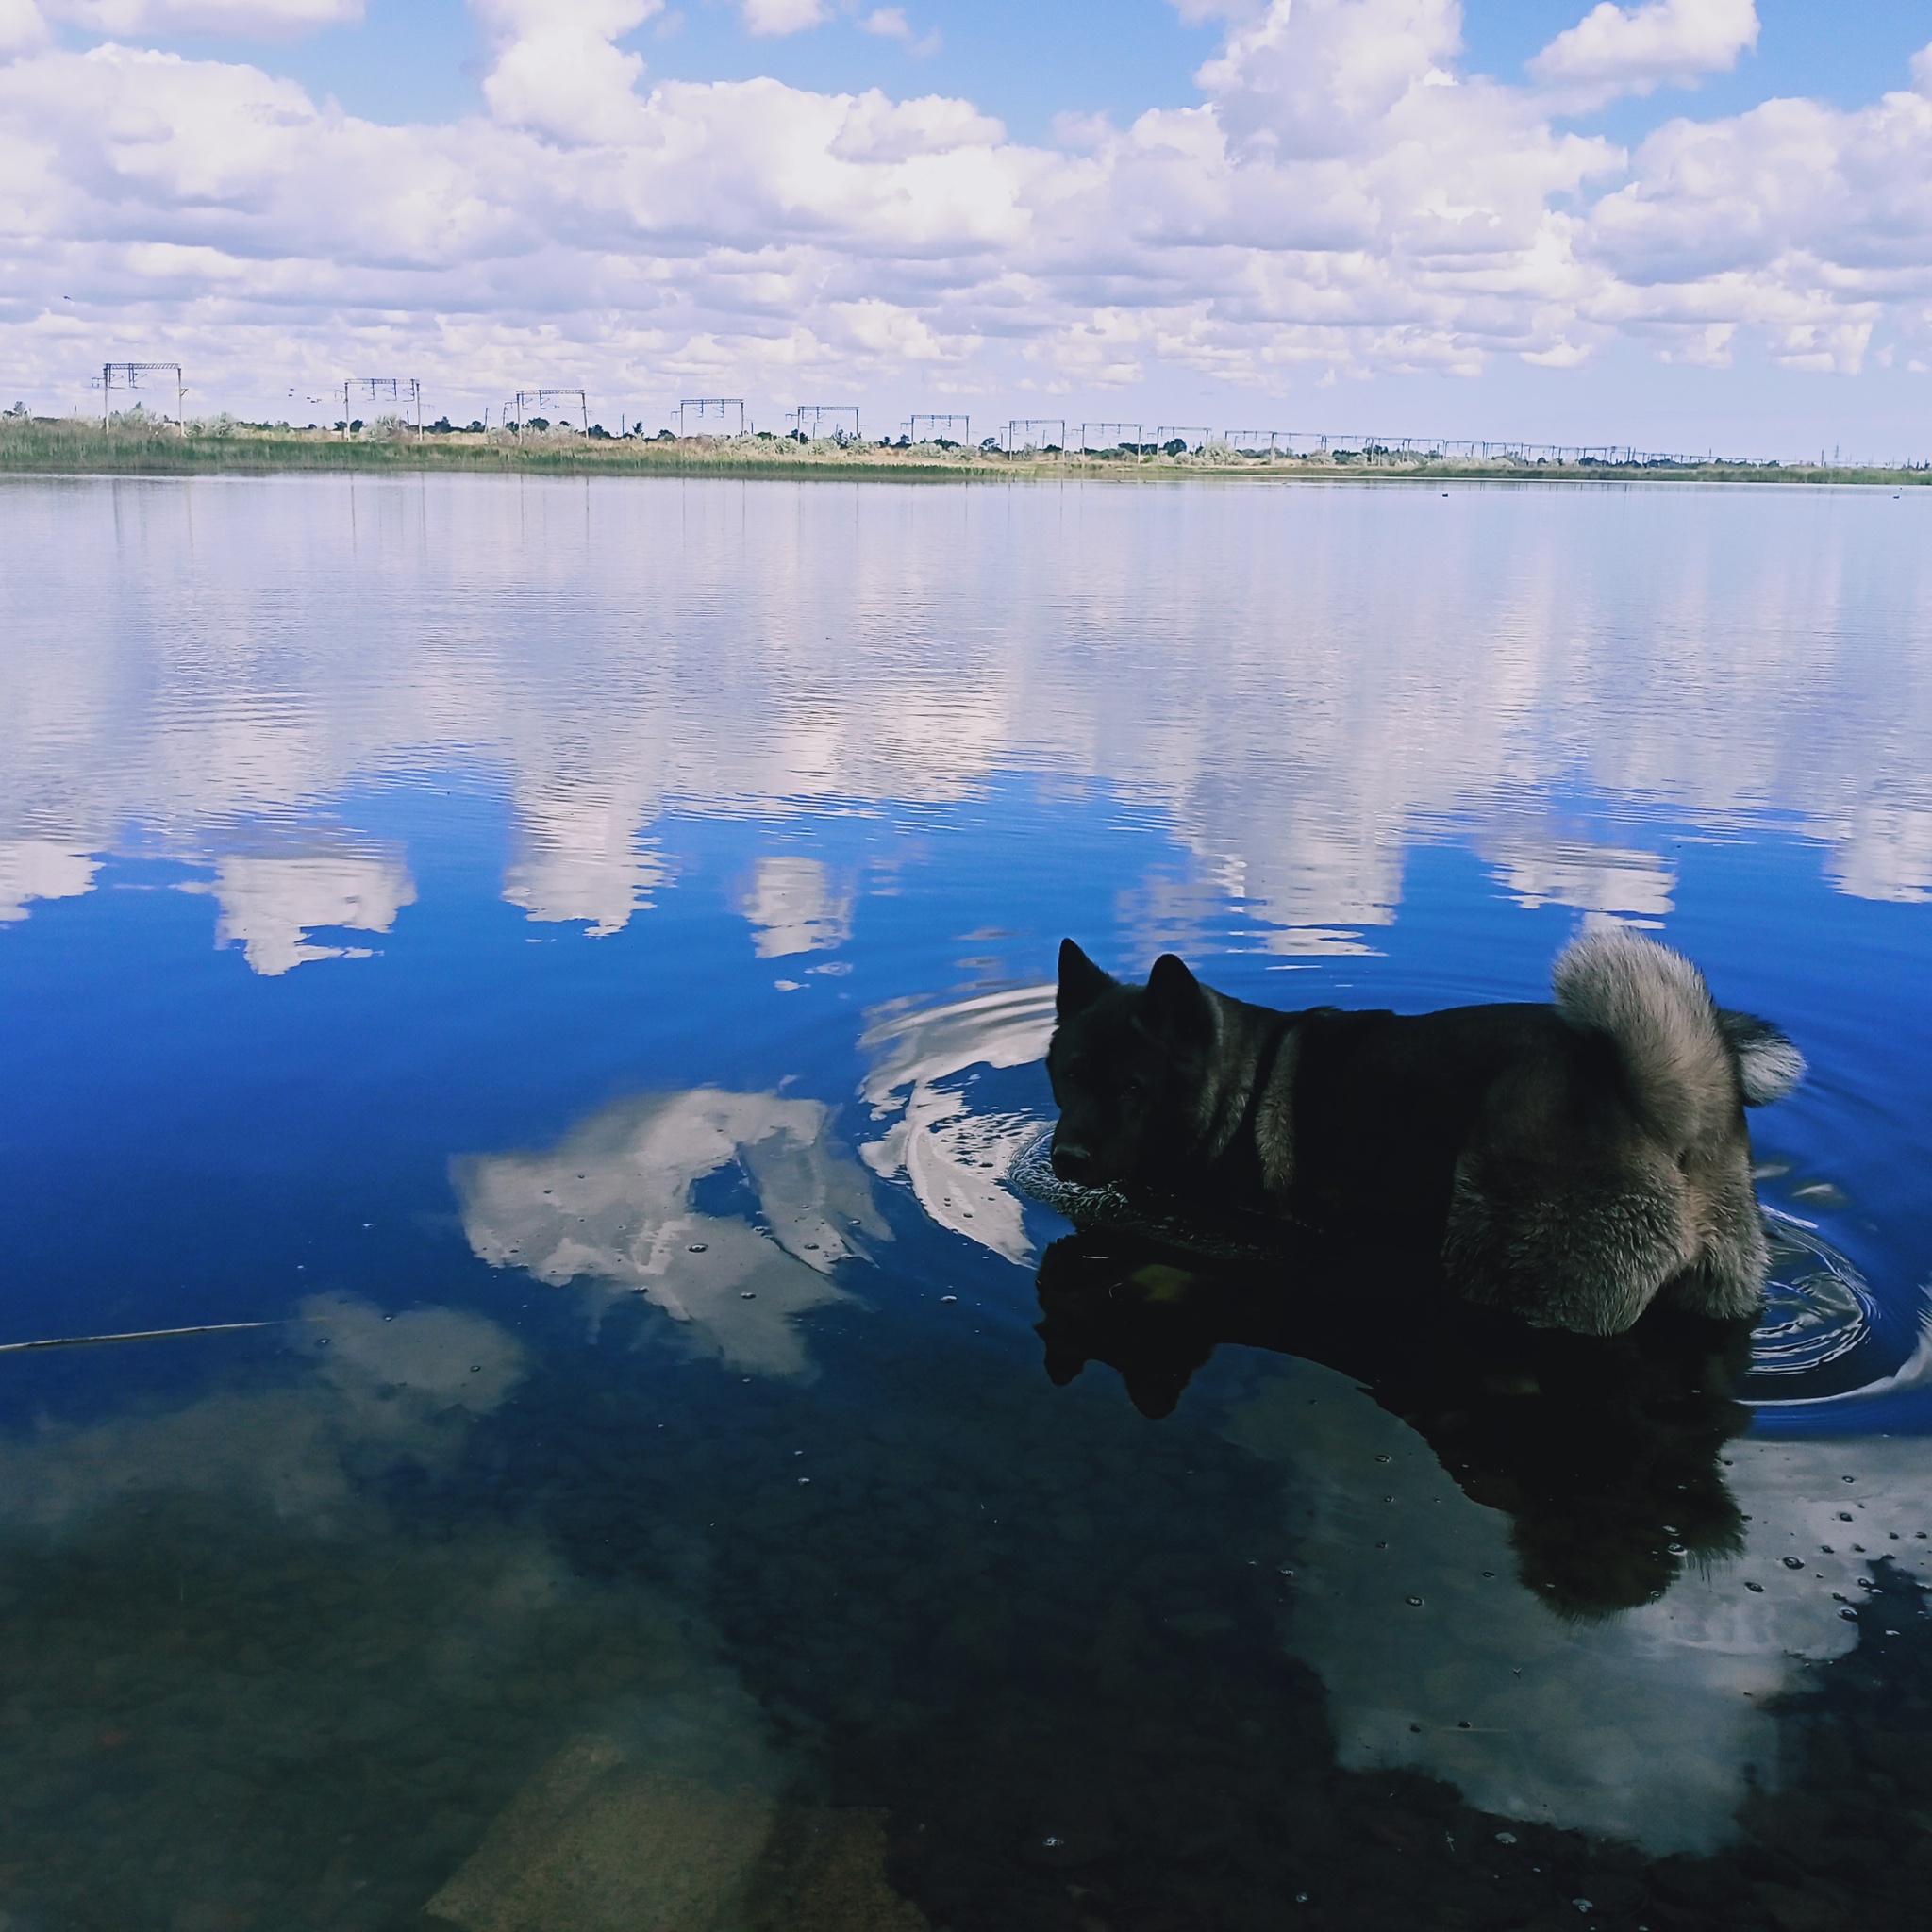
<box><xmin>46</xmin><ymin>0</ymin><xmax>363</xmax><ymax>30</ymax></box>
<box><xmin>736</xmin><ymin>855</ymin><xmax>853</xmax><ymax>958</ymax></box>
<box><xmin>741</xmin><ymin>0</ymin><xmax>825</xmax><ymax>36</ymax></box>
<box><xmin>858</xmin><ymin>7</ymin><xmax>937</xmax><ymax>55</ymax></box>
<box><xmin>180</xmin><ymin>850</ymin><xmax>416</xmax><ymax>974</ymax></box>
<box><xmin>1229</xmin><ymin>1357</ymin><xmax>1932</xmax><ymax>1853</ymax></box>
<box><xmin>453</xmin><ymin>1088</ymin><xmax>887</xmax><ymax>1378</ymax></box>
<box><xmin>0</xmin><ymin>0</ymin><xmax>49</xmax><ymax>58</ymax></box>
<box><xmin>474</xmin><ymin>0</ymin><xmax>658</xmax><ymax>142</ymax></box>
<box><xmin>0</xmin><ymin>839</ymin><xmax>96</xmax><ymax>921</ymax></box>
<box><xmin>1530</xmin><ymin>0</ymin><xmax>1758</xmax><ymax>105</ymax></box>
<box><xmin>0</xmin><ymin>3</ymin><xmax>1930</xmax><ymax>469</ymax></box>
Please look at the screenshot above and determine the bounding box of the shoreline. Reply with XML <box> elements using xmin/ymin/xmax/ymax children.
<box><xmin>2</xmin><ymin>422</ymin><xmax>1924</xmax><ymax>488</ymax></box>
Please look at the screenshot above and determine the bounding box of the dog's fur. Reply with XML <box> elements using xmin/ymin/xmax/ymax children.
<box><xmin>1046</xmin><ymin>930</ymin><xmax>1804</xmax><ymax>1337</ymax></box>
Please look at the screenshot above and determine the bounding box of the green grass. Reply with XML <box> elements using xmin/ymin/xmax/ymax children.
<box><xmin>2</xmin><ymin>417</ymin><xmax>1924</xmax><ymax>487</ymax></box>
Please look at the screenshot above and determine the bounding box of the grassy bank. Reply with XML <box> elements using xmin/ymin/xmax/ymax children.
<box><xmin>3</xmin><ymin>416</ymin><xmax>1924</xmax><ymax>487</ymax></box>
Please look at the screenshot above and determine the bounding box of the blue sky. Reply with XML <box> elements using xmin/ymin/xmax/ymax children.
<box><xmin>8</xmin><ymin>0</ymin><xmax>1932</xmax><ymax>455</ymax></box>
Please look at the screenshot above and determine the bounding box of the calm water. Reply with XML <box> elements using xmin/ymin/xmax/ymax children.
<box><xmin>2</xmin><ymin>473</ymin><xmax>1929</xmax><ymax>1931</ymax></box>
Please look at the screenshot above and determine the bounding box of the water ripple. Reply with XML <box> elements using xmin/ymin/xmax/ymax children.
<box><xmin>1749</xmin><ymin>1209</ymin><xmax>1879</xmax><ymax>1380</ymax></box>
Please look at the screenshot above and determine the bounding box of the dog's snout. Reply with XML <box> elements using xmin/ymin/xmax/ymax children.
<box><xmin>1051</xmin><ymin>1138</ymin><xmax>1094</xmax><ymax>1180</ymax></box>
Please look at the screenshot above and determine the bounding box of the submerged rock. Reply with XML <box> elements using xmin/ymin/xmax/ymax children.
<box><xmin>425</xmin><ymin>1735</ymin><xmax>928</xmax><ymax>1932</ymax></box>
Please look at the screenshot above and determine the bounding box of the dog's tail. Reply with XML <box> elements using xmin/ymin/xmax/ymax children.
<box><xmin>1552</xmin><ymin>929</ymin><xmax>1803</xmax><ymax>1139</ymax></box>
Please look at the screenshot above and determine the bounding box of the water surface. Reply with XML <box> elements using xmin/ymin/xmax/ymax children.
<box><xmin>2</xmin><ymin>473</ymin><xmax>1929</xmax><ymax>1930</ymax></box>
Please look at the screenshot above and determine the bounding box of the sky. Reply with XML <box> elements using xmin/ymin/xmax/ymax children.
<box><xmin>3</xmin><ymin>0</ymin><xmax>1932</xmax><ymax>456</ymax></box>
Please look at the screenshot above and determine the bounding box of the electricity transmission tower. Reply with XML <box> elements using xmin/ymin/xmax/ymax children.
<box><xmin>96</xmin><ymin>362</ymin><xmax>184</xmax><ymax>430</ymax></box>
<box><xmin>791</xmin><ymin>406</ymin><xmax>860</xmax><ymax>442</ymax></box>
<box><xmin>678</xmin><ymin>398</ymin><xmax>744</xmax><ymax>436</ymax></box>
<box><xmin>342</xmin><ymin>376</ymin><xmax>422</xmax><ymax>440</ymax></box>
<box><xmin>513</xmin><ymin>388</ymin><xmax>588</xmax><ymax>441</ymax></box>
<box><xmin>1005</xmin><ymin>419</ymin><xmax>1067</xmax><ymax>453</ymax></box>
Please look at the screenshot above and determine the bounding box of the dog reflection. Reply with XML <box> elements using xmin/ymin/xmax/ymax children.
<box><xmin>1034</xmin><ymin>1231</ymin><xmax>1754</xmax><ymax>1619</ymax></box>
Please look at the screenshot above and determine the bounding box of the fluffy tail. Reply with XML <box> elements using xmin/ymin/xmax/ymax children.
<box><xmin>1552</xmin><ymin>929</ymin><xmax>1801</xmax><ymax>1138</ymax></box>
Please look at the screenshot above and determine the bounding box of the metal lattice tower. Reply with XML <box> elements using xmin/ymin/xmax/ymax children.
<box><xmin>342</xmin><ymin>376</ymin><xmax>423</xmax><ymax>441</ymax></box>
<box><xmin>1004</xmin><ymin>419</ymin><xmax>1067</xmax><ymax>453</ymax></box>
<box><xmin>907</xmin><ymin>414</ymin><xmax>970</xmax><ymax>445</ymax></box>
<box><xmin>678</xmin><ymin>399</ymin><xmax>744</xmax><ymax>437</ymax></box>
<box><xmin>96</xmin><ymin>362</ymin><xmax>184</xmax><ymax>430</ymax></box>
<box><xmin>1154</xmin><ymin>426</ymin><xmax>1211</xmax><ymax>453</ymax></box>
<box><xmin>1078</xmin><ymin>422</ymin><xmax>1144</xmax><ymax>453</ymax></box>
<box><xmin>513</xmin><ymin>388</ymin><xmax>588</xmax><ymax>441</ymax></box>
<box><xmin>791</xmin><ymin>405</ymin><xmax>860</xmax><ymax>443</ymax></box>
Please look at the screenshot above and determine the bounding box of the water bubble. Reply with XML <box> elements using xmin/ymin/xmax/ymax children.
<box><xmin>1041</xmin><ymin>1836</ymin><xmax>1062</xmax><ymax>1849</ymax></box>
<box><xmin>688</xmin><ymin>1243</ymin><xmax>707</xmax><ymax>1253</ymax></box>
<box><xmin>1667</xmin><ymin>1543</ymin><xmax>1687</xmax><ymax>1556</ymax></box>
<box><xmin>940</xmin><ymin>1294</ymin><xmax>958</xmax><ymax>1304</ymax></box>
<box><xmin>1375</xmin><ymin>1541</ymin><xmax>1389</xmax><ymax>1550</ymax></box>
<box><xmin>1745</xmin><ymin>1581</ymin><xmax>1764</xmax><ymax>1592</ymax></box>
<box><xmin>797</xmin><ymin>1477</ymin><xmax>810</xmax><ymax>1485</ymax></box>
<box><xmin>1842</xmin><ymin>1475</ymin><xmax>1856</xmax><ymax>1483</ymax></box>
<box><xmin>1410</xmin><ymin>1723</ymin><xmax>1422</xmax><ymax>1733</ymax></box>
<box><xmin>1839</xmin><ymin>1511</ymin><xmax>1855</xmax><ymax>1522</ymax></box>
<box><xmin>1295</xmin><ymin>1894</ymin><xmax>1308</xmax><ymax>1904</ymax></box>
<box><xmin>1481</xmin><ymin>1571</ymin><xmax>1495</xmax><ymax>1578</ymax></box>
<box><xmin>1375</xmin><ymin>1454</ymin><xmax>1391</xmax><ymax>1464</ymax></box>
<box><xmin>1840</xmin><ymin>1607</ymin><xmax>1858</xmax><ymax>1621</ymax></box>
<box><xmin>1457</xmin><ymin>1720</ymin><xmax>1471</xmax><ymax>1729</ymax></box>
<box><xmin>1406</xmin><ymin>1596</ymin><xmax>1424</xmax><ymax>1607</ymax></box>
<box><xmin>1494</xmin><ymin>1832</ymin><xmax>1517</xmax><ymax>1845</ymax></box>
<box><xmin>317</xmin><ymin>1338</ymin><xmax>329</xmax><ymax>1347</ymax></box>
<box><xmin>1573</xmin><ymin>1902</ymin><xmax>1593</xmax><ymax>1915</ymax></box>
<box><xmin>741</xmin><ymin>1291</ymin><xmax>756</xmax><ymax>1300</ymax></box>
<box><xmin>470</xmin><ymin>1364</ymin><xmax>481</xmax><ymax>1373</ymax></box>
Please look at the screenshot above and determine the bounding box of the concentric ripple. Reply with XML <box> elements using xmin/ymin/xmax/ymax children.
<box><xmin>1748</xmin><ymin>1208</ymin><xmax>1880</xmax><ymax>1379</ymax></box>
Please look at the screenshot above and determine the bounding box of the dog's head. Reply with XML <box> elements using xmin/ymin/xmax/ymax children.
<box><xmin>1045</xmin><ymin>939</ymin><xmax>1219</xmax><ymax>1187</ymax></box>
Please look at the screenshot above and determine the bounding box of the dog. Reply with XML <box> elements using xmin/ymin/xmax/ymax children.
<box><xmin>1046</xmin><ymin>929</ymin><xmax>1805</xmax><ymax>1337</ymax></box>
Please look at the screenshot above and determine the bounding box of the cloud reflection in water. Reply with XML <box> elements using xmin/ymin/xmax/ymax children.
<box><xmin>454</xmin><ymin>1089</ymin><xmax>887</xmax><ymax>1376</ymax></box>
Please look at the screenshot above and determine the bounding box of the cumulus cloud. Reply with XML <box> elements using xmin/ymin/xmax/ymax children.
<box><xmin>454</xmin><ymin>1088</ymin><xmax>887</xmax><ymax>1377</ymax></box>
<box><xmin>741</xmin><ymin>0</ymin><xmax>825</xmax><ymax>35</ymax></box>
<box><xmin>1530</xmin><ymin>0</ymin><xmax>1758</xmax><ymax>105</ymax></box>
<box><xmin>0</xmin><ymin>0</ymin><xmax>47</xmax><ymax>57</ymax></box>
<box><xmin>178</xmin><ymin>849</ymin><xmax>416</xmax><ymax>974</ymax></box>
<box><xmin>0</xmin><ymin>0</ymin><xmax>1928</xmax><ymax>444</ymax></box>
<box><xmin>0</xmin><ymin>840</ymin><xmax>96</xmax><ymax>921</ymax></box>
<box><xmin>858</xmin><ymin>7</ymin><xmax>937</xmax><ymax>55</ymax></box>
<box><xmin>46</xmin><ymin>0</ymin><xmax>363</xmax><ymax>32</ymax></box>
<box><xmin>475</xmin><ymin>0</ymin><xmax>658</xmax><ymax>142</ymax></box>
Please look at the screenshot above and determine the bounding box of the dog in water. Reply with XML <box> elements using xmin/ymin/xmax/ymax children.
<box><xmin>1046</xmin><ymin>930</ymin><xmax>1805</xmax><ymax>1336</ymax></box>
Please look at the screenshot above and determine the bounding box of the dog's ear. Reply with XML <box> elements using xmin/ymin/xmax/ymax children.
<box><xmin>1144</xmin><ymin>952</ymin><xmax>1211</xmax><ymax>1041</ymax></box>
<box><xmin>1058</xmin><ymin>938</ymin><xmax>1115</xmax><ymax>1019</ymax></box>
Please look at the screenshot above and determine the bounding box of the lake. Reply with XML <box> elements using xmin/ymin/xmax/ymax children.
<box><xmin>1</xmin><ymin>472</ymin><xmax>1928</xmax><ymax>1931</ymax></box>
